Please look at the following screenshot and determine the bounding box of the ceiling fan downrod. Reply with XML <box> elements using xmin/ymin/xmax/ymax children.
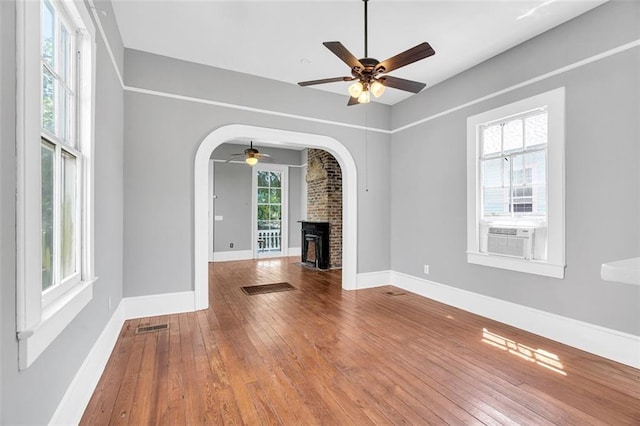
<box><xmin>363</xmin><ymin>0</ymin><xmax>368</xmax><ymax>58</ymax></box>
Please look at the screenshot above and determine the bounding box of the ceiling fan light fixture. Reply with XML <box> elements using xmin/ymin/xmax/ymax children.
<box><xmin>370</xmin><ymin>80</ymin><xmax>385</xmax><ymax>98</ymax></box>
<box><xmin>348</xmin><ymin>81</ymin><xmax>364</xmax><ymax>98</ymax></box>
<box><xmin>245</xmin><ymin>156</ymin><xmax>259</xmax><ymax>166</ymax></box>
<box><xmin>357</xmin><ymin>89</ymin><xmax>371</xmax><ymax>104</ymax></box>
<box><xmin>296</xmin><ymin>0</ymin><xmax>434</xmax><ymax>106</ymax></box>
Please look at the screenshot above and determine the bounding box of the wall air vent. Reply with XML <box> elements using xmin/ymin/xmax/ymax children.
<box><xmin>487</xmin><ymin>227</ymin><xmax>534</xmax><ymax>259</ymax></box>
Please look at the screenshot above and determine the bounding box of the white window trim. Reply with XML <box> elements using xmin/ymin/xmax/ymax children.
<box><xmin>466</xmin><ymin>88</ymin><xmax>565</xmax><ymax>278</ymax></box>
<box><xmin>16</xmin><ymin>0</ymin><xmax>97</xmax><ymax>370</ymax></box>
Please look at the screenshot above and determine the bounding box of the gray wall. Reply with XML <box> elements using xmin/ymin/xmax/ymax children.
<box><xmin>0</xmin><ymin>0</ymin><xmax>125</xmax><ymax>423</ymax></box>
<box><xmin>123</xmin><ymin>49</ymin><xmax>392</xmax><ymax>297</ymax></box>
<box><xmin>212</xmin><ymin>162</ymin><xmax>253</xmax><ymax>251</ymax></box>
<box><xmin>390</xmin><ymin>1</ymin><xmax>640</xmax><ymax>335</ymax></box>
<box><xmin>211</xmin><ymin>143</ymin><xmax>305</xmax><ymax>253</ymax></box>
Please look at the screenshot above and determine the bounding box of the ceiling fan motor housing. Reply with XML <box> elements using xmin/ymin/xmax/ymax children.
<box><xmin>244</xmin><ymin>148</ymin><xmax>259</xmax><ymax>158</ymax></box>
<box><xmin>352</xmin><ymin>57</ymin><xmax>384</xmax><ymax>84</ymax></box>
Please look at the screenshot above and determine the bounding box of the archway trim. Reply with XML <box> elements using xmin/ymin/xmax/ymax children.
<box><xmin>194</xmin><ymin>124</ymin><xmax>358</xmax><ymax>309</ymax></box>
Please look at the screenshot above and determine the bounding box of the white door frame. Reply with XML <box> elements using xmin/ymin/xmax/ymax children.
<box><xmin>194</xmin><ymin>124</ymin><xmax>358</xmax><ymax>310</ymax></box>
<box><xmin>252</xmin><ymin>163</ymin><xmax>289</xmax><ymax>259</ymax></box>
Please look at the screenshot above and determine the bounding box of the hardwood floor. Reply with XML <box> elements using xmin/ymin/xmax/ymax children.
<box><xmin>81</xmin><ymin>257</ymin><xmax>640</xmax><ymax>425</ymax></box>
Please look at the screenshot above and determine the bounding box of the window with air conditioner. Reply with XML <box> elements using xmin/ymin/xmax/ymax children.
<box><xmin>467</xmin><ymin>88</ymin><xmax>565</xmax><ymax>278</ymax></box>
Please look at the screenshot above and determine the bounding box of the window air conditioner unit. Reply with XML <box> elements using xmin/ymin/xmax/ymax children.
<box><xmin>487</xmin><ymin>227</ymin><xmax>534</xmax><ymax>259</ymax></box>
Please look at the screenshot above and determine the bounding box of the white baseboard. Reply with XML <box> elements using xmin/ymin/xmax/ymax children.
<box><xmin>123</xmin><ymin>291</ymin><xmax>196</xmax><ymax>319</ymax></box>
<box><xmin>49</xmin><ymin>302</ymin><xmax>125</xmax><ymax>425</ymax></box>
<box><xmin>390</xmin><ymin>271</ymin><xmax>640</xmax><ymax>369</ymax></box>
<box><xmin>356</xmin><ymin>270</ymin><xmax>392</xmax><ymax>290</ymax></box>
<box><xmin>212</xmin><ymin>249</ymin><xmax>253</xmax><ymax>262</ymax></box>
<box><xmin>50</xmin><ymin>291</ymin><xmax>199</xmax><ymax>425</ymax></box>
<box><xmin>212</xmin><ymin>249</ymin><xmax>301</xmax><ymax>262</ymax></box>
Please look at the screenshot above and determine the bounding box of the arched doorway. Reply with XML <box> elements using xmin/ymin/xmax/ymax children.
<box><xmin>194</xmin><ymin>124</ymin><xmax>358</xmax><ymax>310</ymax></box>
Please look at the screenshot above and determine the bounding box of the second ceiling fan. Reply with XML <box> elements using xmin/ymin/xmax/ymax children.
<box><xmin>298</xmin><ymin>0</ymin><xmax>435</xmax><ymax>106</ymax></box>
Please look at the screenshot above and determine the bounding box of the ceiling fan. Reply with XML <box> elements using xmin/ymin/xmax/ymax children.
<box><xmin>226</xmin><ymin>141</ymin><xmax>271</xmax><ymax>166</ymax></box>
<box><xmin>298</xmin><ymin>0</ymin><xmax>435</xmax><ymax>106</ymax></box>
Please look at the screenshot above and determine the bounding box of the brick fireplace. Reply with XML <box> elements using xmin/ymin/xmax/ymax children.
<box><xmin>305</xmin><ymin>149</ymin><xmax>342</xmax><ymax>268</ymax></box>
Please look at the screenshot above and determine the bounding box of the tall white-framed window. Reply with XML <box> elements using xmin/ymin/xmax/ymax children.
<box><xmin>252</xmin><ymin>164</ymin><xmax>289</xmax><ymax>258</ymax></box>
<box><xmin>16</xmin><ymin>0</ymin><xmax>96</xmax><ymax>369</ymax></box>
<box><xmin>467</xmin><ymin>88</ymin><xmax>565</xmax><ymax>278</ymax></box>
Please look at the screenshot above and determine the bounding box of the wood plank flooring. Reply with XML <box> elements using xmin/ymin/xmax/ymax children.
<box><xmin>81</xmin><ymin>257</ymin><xmax>640</xmax><ymax>425</ymax></box>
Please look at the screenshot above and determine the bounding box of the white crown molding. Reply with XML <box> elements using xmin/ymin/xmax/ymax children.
<box><xmin>89</xmin><ymin>0</ymin><xmax>639</xmax><ymax>136</ymax></box>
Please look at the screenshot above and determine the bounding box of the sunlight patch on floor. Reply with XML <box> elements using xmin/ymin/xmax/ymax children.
<box><xmin>482</xmin><ymin>328</ymin><xmax>567</xmax><ymax>376</ymax></box>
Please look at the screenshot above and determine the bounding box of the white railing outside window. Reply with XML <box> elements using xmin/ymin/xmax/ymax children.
<box><xmin>257</xmin><ymin>229</ymin><xmax>281</xmax><ymax>252</ymax></box>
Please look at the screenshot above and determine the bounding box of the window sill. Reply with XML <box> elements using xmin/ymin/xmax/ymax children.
<box><xmin>601</xmin><ymin>257</ymin><xmax>640</xmax><ymax>285</ymax></box>
<box><xmin>467</xmin><ymin>252</ymin><xmax>565</xmax><ymax>279</ymax></box>
<box><xmin>17</xmin><ymin>278</ymin><xmax>97</xmax><ymax>369</ymax></box>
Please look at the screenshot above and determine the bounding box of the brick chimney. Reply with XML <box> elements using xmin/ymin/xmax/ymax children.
<box><xmin>306</xmin><ymin>149</ymin><xmax>342</xmax><ymax>268</ymax></box>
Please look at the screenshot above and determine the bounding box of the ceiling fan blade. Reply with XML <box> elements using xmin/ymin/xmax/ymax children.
<box><xmin>347</xmin><ymin>96</ymin><xmax>359</xmax><ymax>106</ymax></box>
<box><xmin>298</xmin><ymin>76</ymin><xmax>354</xmax><ymax>87</ymax></box>
<box><xmin>256</xmin><ymin>153</ymin><xmax>271</xmax><ymax>158</ymax></box>
<box><xmin>323</xmin><ymin>41</ymin><xmax>364</xmax><ymax>70</ymax></box>
<box><xmin>381</xmin><ymin>75</ymin><xmax>426</xmax><ymax>93</ymax></box>
<box><xmin>377</xmin><ymin>42</ymin><xmax>435</xmax><ymax>74</ymax></box>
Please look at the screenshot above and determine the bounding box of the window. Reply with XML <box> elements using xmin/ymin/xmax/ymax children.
<box><xmin>257</xmin><ymin>170</ymin><xmax>283</xmax><ymax>255</ymax></box>
<box><xmin>41</xmin><ymin>0</ymin><xmax>83</xmax><ymax>305</ymax></box>
<box><xmin>253</xmin><ymin>165</ymin><xmax>289</xmax><ymax>258</ymax></box>
<box><xmin>467</xmin><ymin>88</ymin><xmax>565</xmax><ymax>278</ymax></box>
<box><xmin>16</xmin><ymin>0</ymin><xmax>96</xmax><ymax>369</ymax></box>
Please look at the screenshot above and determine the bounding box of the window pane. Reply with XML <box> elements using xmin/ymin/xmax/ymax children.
<box><xmin>61</xmin><ymin>151</ymin><xmax>77</xmax><ymax>279</ymax></box>
<box><xmin>269</xmin><ymin>220</ymin><xmax>281</xmax><ymax>231</ymax></box>
<box><xmin>511</xmin><ymin>155</ymin><xmax>526</xmax><ymax>185</ymax></box>
<box><xmin>257</xmin><ymin>205</ymin><xmax>269</xmax><ymax>221</ymax></box>
<box><xmin>269</xmin><ymin>205</ymin><xmax>281</xmax><ymax>220</ymax></box>
<box><xmin>525</xmin><ymin>151</ymin><xmax>547</xmax><ymax>214</ymax></box>
<box><xmin>42</xmin><ymin>67</ymin><xmax>56</xmax><ymax>133</ymax></box>
<box><xmin>42</xmin><ymin>141</ymin><xmax>55</xmax><ymax>290</ymax></box>
<box><xmin>269</xmin><ymin>188</ymin><xmax>281</xmax><ymax>204</ymax></box>
<box><xmin>60</xmin><ymin>85</ymin><xmax>70</xmax><ymax>143</ymax></box>
<box><xmin>483</xmin><ymin>187</ymin><xmax>508</xmax><ymax>216</ymax></box>
<box><xmin>257</xmin><ymin>220</ymin><xmax>269</xmax><ymax>230</ymax></box>
<box><xmin>257</xmin><ymin>171</ymin><xmax>269</xmax><ymax>187</ymax></box>
<box><xmin>533</xmin><ymin>184</ymin><xmax>547</xmax><ymax>214</ymax></box>
<box><xmin>525</xmin><ymin>113</ymin><xmax>547</xmax><ymax>148</ymax></box>
<box><xmin>481</xmin><ymin>158</ymin><xmax>504</xmax><ymax>187</ymax></box>
<box><xmin>525</xmin><ymin>151</ymin><xmax>546</xmax><ymax>185</ymax></box>
<box><xmin>482</xmin><ymin>124</ymin><xmax>501</xmax><ymax>156</ymax></box>
<box><xmin>257</xmin><ymin>187</ymin><xmax>269</xmax><ymax>203</ymax></box>
<box><xmin>42</xmin><ymin>0</ymin><xmax>55</xmax><ymax>67</ymax></box>
<box><xmin>60</xmin><ymin>24</ymin><xmax>71</xmax><ymax>84</ymax></box>
<box><xmin>503</xmin><ymin>119</ymin><xmax>523</xmax><ymax>152</ymax></box>
<box><xmin>269</xmin><ymin>172</ymin><xmax>281</xmax><ymax>188</ymax></box>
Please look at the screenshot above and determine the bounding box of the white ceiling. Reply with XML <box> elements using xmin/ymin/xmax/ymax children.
<box><xmin>111</xmin><ymin>0</ymin><xmax>607</xmax><ymax>105</ymax></box>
